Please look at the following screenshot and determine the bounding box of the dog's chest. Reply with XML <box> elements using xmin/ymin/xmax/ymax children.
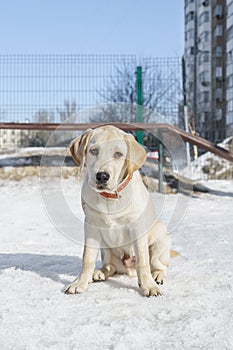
<box><xmin>101</xmin><ymin>219</ymin><xmax>131</xmax><ymax>248</ymax></box>
<box><xmin>83</xmin><ymin>194</ymin><xmax>133</xmax><ymax>228</ymax></box>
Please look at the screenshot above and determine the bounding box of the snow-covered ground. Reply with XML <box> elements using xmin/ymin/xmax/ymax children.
<box><xmin>182</xmin><ymin>137</ymin><xmax>233</xmax><ymax>181</ymax></box>
<box><xmin>0</xmin><ymin>177</ymin><xmax>233</xmax><ymax>350</ymax></box>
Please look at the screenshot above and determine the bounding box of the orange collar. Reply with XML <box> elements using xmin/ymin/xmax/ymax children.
<box><xmin>99</xmin><ymin>175</ymin><xmax>131</xmax><ymax>199</ymax></box>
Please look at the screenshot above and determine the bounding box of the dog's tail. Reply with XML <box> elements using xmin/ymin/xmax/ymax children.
<box><xmin>170</xmin><ymin>249</ymin><xmax>180</xmax><ymax>258</ymax></box>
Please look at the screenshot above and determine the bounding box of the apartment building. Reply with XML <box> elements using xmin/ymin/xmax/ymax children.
<box><xmin>226</xmin><ymin>0</ymin><xmax>233</xmax><ymax>137</ymax></box>
<box><xmin>0</xmin><ymin>129</ymin><xmax>21</xmax><ymax>151</ymax></box>
<box><xmin>184</xmin><ymin>0</ymin><xmax>233</xmax><ymax>142</ymax></box>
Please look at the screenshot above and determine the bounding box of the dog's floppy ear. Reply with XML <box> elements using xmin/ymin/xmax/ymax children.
<box><xmin>70</xmin><ymin>129</ymin><xmax>94</xmax><ymax>168</ymax></box>
<box><xmin>124</xmin><ymin>133</ymin><xmax>147</xmax><ymax>178</ymax></box>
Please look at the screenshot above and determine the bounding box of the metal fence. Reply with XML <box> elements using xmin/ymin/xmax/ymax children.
<box><xmin>0</xmin><ymin>54</ymin><xmax>182</xmax><ymax>125</ymax></box>
<box><xmin>0</xmin><ymin>54</ymin><xmax>232</xmax><ymax>181</ymax></box>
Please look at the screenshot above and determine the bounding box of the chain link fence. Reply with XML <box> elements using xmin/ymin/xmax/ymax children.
<box><xmin>0</xmin><ymin>54</ymin><xmax>232</xmax><ymax>181</ymax></box>
<box><xmin>0</xmin><ymin>54</ymin><xmax>182</xmax><ymax>123</ymax></box>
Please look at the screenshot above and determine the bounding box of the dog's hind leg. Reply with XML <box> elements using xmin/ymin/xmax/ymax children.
<box><xmin>93</xmin><ymin>249</ymin><xmax>116</xmax><ymax>282</ymax></box>
<box><xmin>93</xmin><ymin>264</ymin><xmax>116</xmax><ymax>281</ymax></box>
<box><xmin>150</xmin><ymin>243</ymin><xmax>171</xmax><ymax>284</ymax></box>
<box><xmin>149</xmin><ymin>223</ymin><xmax>171</xmax><ymax>285</ymax></box>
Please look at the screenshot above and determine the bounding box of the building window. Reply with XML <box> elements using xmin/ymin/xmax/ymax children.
<box><xmin>199</xmin><ymin>51</ymin><xmax>209</xmax><ymax>63</ymax></box>
<box><xmin>216</xmin><ymin>108</ymin><xmax>222</xmax><ymax>120</ymax></box>
<box><xmin>199</xmin><ymin>11</ymin><xmax>209</xmax><ymax>24</ymax></box>
<box><xmin>227</xmin><ymin>51</ymin><xmax>233</xmax><ymax>63</ymax></box>
<box><xmin>186</xmin><ymin>11</ymin><xmax>194</xmax><ymax>23</ymax></box>
<box><xmin>216</xmin><ymin>66</ymin><xmax>223</xmax><ymax>79</ymax></box>
<box><xmin>187</xmin><ymin>46</ymin><xmax>195</xmax><ymax>55</ymax></box>
<box><xmin>227</xmin><ymin>74</ymin><xmax>233</xmax><ymax>88</ymax></box>
<box><xmin>215</xmin><ymin>24</ymin><xmax>223</xmax><ymax>37</ymax></box>
<box><xmin>200</xmin><ymin>31</ymin><xmax>209</xmax><ymax>42</ymax></box>
<box><xmin>227</xmin><ymin>99</ymin><xmax>233</xmax><ymax>112</ymax></box>
<box><xmin>189</xmin><ymin>64</ymin><xmax>194</xmax><ymax>73</ymax></box>
<box><xmin>189</xmin><ymin>11</ymin><xmax>194</xmax><ymax>21</ymax></box>
<box><xmin>186</xmin><ymin>29</ymin><xmax>194</xmax><ymax>40</ymax></box>
<box><xmin>215</xmin><ymin>130</ymin><xmax>220</xmax><ymax>142</ymax></box>
<box><xmin>189</xmin><ymin>81</ymin><xmax>194</xmax><ymax>91</ymax></box>
<box><xmin>227</xmin><ymin>25</ymin><xmax>233</xmax><ymax>41</ymax></box>
<box><xmin>226</xmin><ymin>113</ymin><xmax>233</xmax><ymax>127</ymax></box>
<box><xmin>200</xmin><ymin>112</ymin><xmax>210</xmax><ymax>123</ymax></box>
<box><xmin>204</xmin><ymin>111</ymin><xmax>210</xmax><ymax>121</ymax></box>
<box><xmin>200</xmin><ymin>0</ymin><xmax>209</xmax><ymax>6</ymax></box>
<box><xmin>227</xmin><ymin>2</ymin><xmax>233</xmax><ymax>17</ymax></box>
<box><xmin>200</xmin><ymin>113</ymin><xmax>205</xmax><ymax>123</ymax></box>
<box><xmin>214</xmin><ymin>4</ymin><xmax>223</xmax><ymax>18</ymax></box>
<box><xmin>214</xmin><ymin>45</ymin><xmax>223</xmax><ymax>57</ymax></box>
<box><xmin>187</xmin><ymin>29</ymin><xmax>195</xmax><ymax>40</ymax></box>
<box><xmin>199</xmin><ymin>71</ymin><xmax>210</xmax><ymax>85</ymax></box>
<box><xmin>215</xmin><ymin>88</ymin><xmax>223</xmax><ymax>101</ymax></box>
<box><xmin>201</xmin><ymin>91</ymin><xmax>210</xmax><ymax>102</ymax></box>
<box><xmin>185</xmin><ymin>0</ymin><xmax>194</xmax><ymax>6</ymax></box>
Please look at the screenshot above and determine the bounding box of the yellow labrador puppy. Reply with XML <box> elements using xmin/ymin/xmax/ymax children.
<box><xmin>65</xmin><ymin>125</ymin><xmax>171</xmax><ymax>297</ymax></box>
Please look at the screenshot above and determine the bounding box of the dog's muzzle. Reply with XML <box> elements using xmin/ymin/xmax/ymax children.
<box><xmin>96</xmin><ymin>171</ymin><xmax>110</xmax><ymax>186</ymax></box>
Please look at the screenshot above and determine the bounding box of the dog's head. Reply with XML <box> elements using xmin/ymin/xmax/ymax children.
<box><xmin>70</xmin><ymin>125</ymin><xmax>146</xmax><ymax>192</ymax></box>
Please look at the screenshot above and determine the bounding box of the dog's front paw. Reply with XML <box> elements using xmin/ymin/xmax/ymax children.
<box><xmin>65</xmin><ymin>280</ymin><xmax>88</xmax><ymax>294</ymax></box>
<box><xmin>93</xmin><ymin>270</ymin><xmax>106</xmax><ymax>282</ymax></box>
<box><xmin>139</xmin><ymin>280</ymin><xmax>162</xmax><ymax>297</ymax></box>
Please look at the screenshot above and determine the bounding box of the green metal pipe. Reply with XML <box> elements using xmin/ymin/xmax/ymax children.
<box><xmin>158</xmin><ymin>137</ymin><xmax>163</xmax><ymax>194</ymax></box>
<box><xmin>136</xmin><ymin>66</ymin><xmax>143</xmax><ymax>145</ymax></box>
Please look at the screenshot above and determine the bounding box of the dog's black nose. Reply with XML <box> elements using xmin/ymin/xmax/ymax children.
<box><xmin>96</xmin><ymin>171</ymin><xmax>110</xmax><ymax>184</ymax></box>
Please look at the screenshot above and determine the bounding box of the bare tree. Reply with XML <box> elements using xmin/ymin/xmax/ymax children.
<box><xmin>29</xmin><ymin>100</ymin><xmax>78</xmax><ymax>146</ymax></box>
<box><xmin>57</xmin><ymin>99</ymin><xmax>77</xmax><ymax>122</ymax></box>
<box><xmin>56</xmin><ymin>100</ymin><xmax>78</xmax><ymax>145</ymax></box>
<box><xmin>91</xmin><ymin>64</ymin><xmax>182</xmax><ymax>124</ymax></box>
<box><xmin>28</xmin><ymin>110</ymin><xmax>55</xmax><ymax>146</ymax></box>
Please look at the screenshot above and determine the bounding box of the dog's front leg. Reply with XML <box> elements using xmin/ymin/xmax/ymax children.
<box><xmin>65</xmin><ymin>225</ymin><xmax>100</xmax><ymax>294</ymax></box>
<box><xmin>134</xmin><ymin>235</ymin><xmax>162</xmax><ymax>297</ymax></box>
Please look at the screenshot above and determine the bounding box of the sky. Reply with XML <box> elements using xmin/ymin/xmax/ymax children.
<box><xmin>0</xmin><ymin>0</ymin><xmax>184</xmax><ymax>57</ymax></box>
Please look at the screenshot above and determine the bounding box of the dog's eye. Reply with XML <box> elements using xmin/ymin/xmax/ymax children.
<box><xmin>114</xmin><ymin>151</ymin><xmax>123</xmax><ymax>159</ymax></box>
<box><xmin>89</xmin><ymin>148</ymin><xmax>99</xmax><ymax>156</ymax></box>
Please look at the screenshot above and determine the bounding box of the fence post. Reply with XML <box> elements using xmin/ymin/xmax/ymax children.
<box><xmin>182</xmin><ymin>56</ymin><xmax>191</xmax><ymax>166</ymax></box>
<box><xmin>136</xmin><ymin>66</ymin><xmax>143</xmax><ymax>145</ymax></box>
<box><xmin>158</xmin><ymin>129</ymin><xmax>163</xmax><ymax>194</ymax></box>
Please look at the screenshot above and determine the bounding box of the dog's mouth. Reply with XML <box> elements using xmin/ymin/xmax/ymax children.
<box><xmin>96</xmin><ymin>184</ymin><xmax>117</xmax><ymax>193</ymax></box>
<box><xmin>88</xmin><ymin>179</ymin><xmax>113</xmax><ymax>193</ymax></box>
<box><xmin>95</xmin><ymin>182</ymin><xmax>118</xmax><ymax>193</ymax></box>
<box><xmin>96</xmin><ymin>184</ymin><xmax>107</xmax><ymax>191</ymax></box>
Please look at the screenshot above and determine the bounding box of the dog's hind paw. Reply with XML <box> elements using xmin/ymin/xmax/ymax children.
<box><xmin>151</xmin><ymin>270</ymin><xmax>166</xmax><ymax>285</ymax></box>
<box><xmin>93</xmin><ymin>270</ymin><xmax>106</xmax><ymax>282</ymax></box>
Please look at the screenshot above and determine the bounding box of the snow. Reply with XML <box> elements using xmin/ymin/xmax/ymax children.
<box><xmin>0</xmin><ymin>147</ymin><xmax>68</xmax><ymax>159</ymax></box>
<box><xmin>1</xmin><ymin>177</ymin><xmax>233</xmax><ymax>349</ymax></box>
<box><xmin>183</xmin><ymin>137</ymin><xmax>233</xmax><ymax>181</ymax></box>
